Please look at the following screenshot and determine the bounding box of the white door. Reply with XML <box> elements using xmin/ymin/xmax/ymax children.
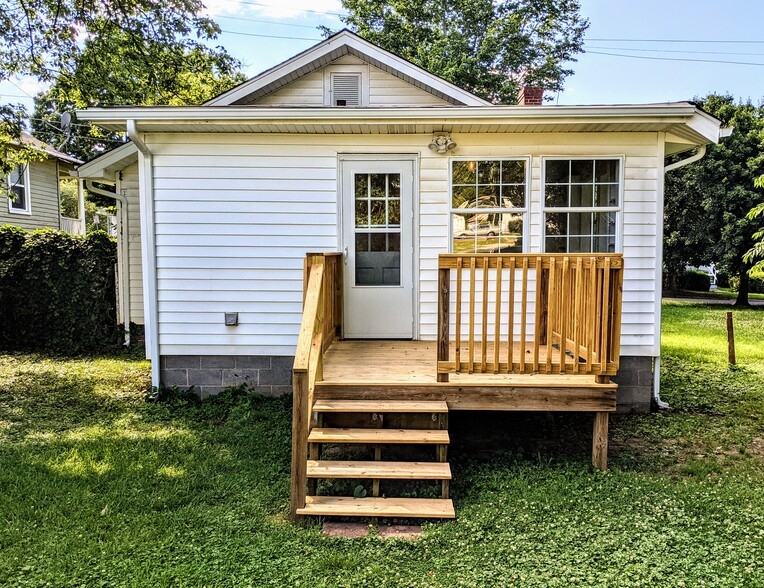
<box><xmin>341</xmin><ymin>158</ymin><xmax>415</xmax><ymax>338</ymax></box>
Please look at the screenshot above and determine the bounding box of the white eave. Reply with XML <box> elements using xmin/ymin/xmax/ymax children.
<box><xmin>74</xmin><ymin>142</ymin><xmax>139</xmax><ymax>180</ymax></box>
<box><xmin>77</xmin><ymin>103</ymin><xmax>724</xmax><ymax>146</ymax></box>
<box><xmin>205</xmin><ymin>29</ymin><xmax>490</xmax><ymax>107</ymax></box>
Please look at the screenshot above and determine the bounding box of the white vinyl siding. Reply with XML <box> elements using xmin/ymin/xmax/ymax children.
<box><xmin>146</xmin><ymin>131</ymin><xmax>661</xmax><ymax>359</ymax></box>
<box><xmin>0</xmin><ymin>159</ymin><xmax>61</xmax><ymax>230</ymax></box>
<box><xmin>250</xmin><ymin>57</ymin><xmax>450</xmax><ymax>108</ymax></box>
<box><xmin>121</xmin><ymin>164</ymin><xmax>145</xmax><ymax>324</ymax></box>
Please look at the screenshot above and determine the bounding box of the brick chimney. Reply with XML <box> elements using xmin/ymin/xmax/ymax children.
<box><xmin>518</xmin><ymin>86</ymin><xmax>544</xmax><ymax>106</ymax></box>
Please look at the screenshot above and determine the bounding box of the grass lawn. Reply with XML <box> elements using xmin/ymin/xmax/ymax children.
<box><xmin>1</xmin><ymin>303</ymin><xmax>763</xmax><ymax>587</ymax></box>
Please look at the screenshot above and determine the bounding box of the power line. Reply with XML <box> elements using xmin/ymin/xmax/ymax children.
<box><xmin>588</xmin><ymin>45</ymin><xmax>764</xmax><ymax>57</ymax></box>
<box><xmin>219</xmin><ymin>28</ymin><xmax>321</xmax><ymax>41</ymax></box>
<box><xmin>236</xmin><ymin>1</ymin><xmax>345</xmax><ymax>17</ymax></box>
<box><xmin>5</xmin><ymin>79</ymin><xmax>35</xmax><ymax>98</ymax></box>
<box><xmin>586</xmin><ymin>50</ymin><xmax>764</xmax><ymax>67</ymax></box>
<box><xmin>588</xmin><ymin>37</ymin><xmax>764</xmax><ymax>45</ymax></box>
<box><xmin>215</xmin><ymin>14</ymin><xmax>320</xmax><ymax>29</ymax></box>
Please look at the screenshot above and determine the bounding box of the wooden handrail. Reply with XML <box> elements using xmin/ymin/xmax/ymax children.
<box><xmin>290</xmin><ymin>252</ymin><xmax>343</xmax><ymax>520</ymax></box>
<box><xmin>437</xmin><ymin>253</ymin><xmax>624</xmax><ymax>379</ymax></box>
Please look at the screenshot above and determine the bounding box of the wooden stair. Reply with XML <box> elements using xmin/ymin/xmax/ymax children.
<box><xmin>304</xmin><ymin>399</ymin><xmax>454</xmax><ymax>520</ymax></box>
<box><xmin>298</xmin><ymin>496</ymin><xmax>454</xmax><ymax>518</ymax></box>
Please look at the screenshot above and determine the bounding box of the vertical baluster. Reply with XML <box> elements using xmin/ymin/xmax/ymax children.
<box><xmin>507</xmin><ymin>257</ymin><xmax>516</xmax><ymax>372</ymax></box>
<box><xmin>600</xmin><ymin>257</ymin><xmax>611</xmax><ymax>374</ymax></box>
<box><xmin>533</xmin><ymin>256</ymin><xmax>543</xmax><ymax>372</ymax></box>
<box><xmin>455</xmin><ymin>257</ymin><xmax>463</xmax><ymax>373</ymax></box>
<box><xmin>559</xmin><ymin>256</ymin><xmax>570</xmax><ymax>374</ymax></box>
<box><xmin>494</xmin><ymin>256</ymin><xmax>503</xmax><ymax>374</ymax></box>
<box><xmin>469</xmin><ymin>257</ymin><xmax>476</xmax><ymax>374</ymax></box>
<box><xmin>520</xmin><ymin>257</ymin><xmax>528</xmax><ymax>373</ymax></box>
<box><xmin>545</xmin><ymin>257</ymin><xmax>556</xmax><ymax>373</ymax></box>
<box><xmin>573</xmin><ymin>257</ymin><xmax>583</xmax><ymax>373</ymax></box>
<box><xmin>481</xmin><ymin>256</ymin><xmax>489</xmax><ymax>373</ymax></box>
<box><xmin>586</xmin><ymin>257</ymin><xmax>596</xmax><ymax>374</ymax></box>
<box><xmin>610</xmin><ymin>262</ymin><xmax>623</xmax><ymax>374</ymax></box>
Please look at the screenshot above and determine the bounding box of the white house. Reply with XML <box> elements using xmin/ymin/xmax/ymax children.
<box><xmin>77</xmin><ymin>30</ymin><xmax>725</xmax><ymax>413</ymax></box>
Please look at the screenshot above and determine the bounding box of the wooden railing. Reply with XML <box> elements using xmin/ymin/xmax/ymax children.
<box><xmin>437</xmin><ymin>254</ymin><xmax>623</xmax><ymax>380</ymax></box>
<box><xmin>60</xmin><ymin>216</ymin><xmax>84</xmax><ymax>235</ymax></box>
<box><xmin>290</xmin><ymin>252</ymin><xmax>342</xmax><ymax>519</ymax></box>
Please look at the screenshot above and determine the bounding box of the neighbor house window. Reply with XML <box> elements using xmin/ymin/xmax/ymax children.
<box><xmin>543</xmin><ymin>158</ymin><xmax>620</xmax><ymax>253</ymax></box>
<box><xmin>7</xmin><ymin>163</ymin><xmax>31</xmax><ymax>215</ymax></box>
<box><xmin>450</xmin><ymin>159</ymin><xmax>528</xmax><ymax>254</ymax></box>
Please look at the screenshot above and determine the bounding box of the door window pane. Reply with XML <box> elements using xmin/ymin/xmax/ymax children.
<box><xmin>355</xmin><ymin>232</ymin><xmax>401</xmax><ymax>286</ymax></box>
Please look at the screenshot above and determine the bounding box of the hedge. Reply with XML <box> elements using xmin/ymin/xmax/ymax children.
<box><xmin>0</xmin><ymin>226</ymin><xmax>121</xmax><ymax>353</ymax></box>
<box><xmin>730</xmin><ymin>270</ymin><xmax>764</xmax><ymax>294</ymax></box>
<box><xmin>678</xmin><ymin>269</ymin><xmax>711</xmax><ymax>292</ymax></box>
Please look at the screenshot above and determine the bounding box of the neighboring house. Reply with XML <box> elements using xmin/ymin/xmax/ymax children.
<box><xmin>2</xmin><ymin>132</ymin><xmax>84</xmax><ymax>233</ymax></box>
<box><xmin>78</xmin><ymin>30</ymin><xmax>725</xmax><ymax>519</ymax></box>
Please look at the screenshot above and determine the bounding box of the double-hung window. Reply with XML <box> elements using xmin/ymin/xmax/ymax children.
<box><xmin>543</xmin><ymin>158</ymin><xmax>620</xmax><ymax>253</ymax></box>
<box><xmin>450</xmin><ymin>159</ymin><xmax>528</xmax><ymax>253</ymax></box>
<box><xmin>7</xmin><ymin>163</ymin><xmax>31</xmax><ymax>214</ymax></box>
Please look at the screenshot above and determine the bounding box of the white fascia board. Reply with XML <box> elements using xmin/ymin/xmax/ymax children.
<box><xmin>79</xmin><ymin>103</ymin><xmax>702</xmax><ymax>123</ymax></box>
<box><xmin>205</xmin><ymin>30</ymin><xmax>489</xmax><ymax>107</ymax></box>
<box><xmin>76</xmin><ymin>142</ymin><xmax>139</xmax><ymax>179</ymax></box>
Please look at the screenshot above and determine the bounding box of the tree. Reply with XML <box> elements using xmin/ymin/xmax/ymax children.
<box><xmin>664</xmin><ymin>95</ymin><xmax>764</xmax><ymax>306</ymax></box>
<box><xmin>0</xmin><ymin>0</ymin><xmax>239</xmax><ymax>171</ymax></box>
<box><xmin>31</xmin><ymin>30</ymin><xmax>243</xmax><ymax>161</ymax></box>
<box><xmin>332</xmin><ymin>0</ymin><xmax>588</xmax><ymax>104</ymax></box>
<box><xmin>743</xmin><ymin>175</ymin><xmax>764</xmax><ymax>273</ymax></box>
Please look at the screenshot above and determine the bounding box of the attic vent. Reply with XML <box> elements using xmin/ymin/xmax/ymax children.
<box><xmin>331</xmin><ymin>73</ymin><xmax>361</xmax><ymax>106</ymax></box>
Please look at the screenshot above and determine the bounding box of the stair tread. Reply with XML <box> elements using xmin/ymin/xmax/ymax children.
<box><xmin>313</xmin><ymin>399</ymin><xmax>448</xmax><ymax>413</ymax></box>
<box><xmin>307</xmin><ymin>460</ymin><xmax>451</xmax><ymax>479</ymax></box>
<box><xmin>297</xmin><ymin>496</ymin><xmax>455</xmax><ymax>518</ymax></box>
<box><xmin>308</xmin><ymin>427</ymin><xmax>449</xmax><ymax>445</ymax></box>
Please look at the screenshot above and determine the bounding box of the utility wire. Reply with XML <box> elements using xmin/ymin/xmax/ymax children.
<box><xmin>588</xmin><ymin>45</ymin><xmax>764</xmax><ymax>57</ymax></box>
<box><xmin>215</xmin><ymin>14</ymin><xmax>321</xmax><ymax>28</ymax></box>
<box><xmin>236</xmin><ymin>1</ymin><xmax>345</xmax><ymax>17</ymax></box>
<box><xmin>219</xmin><ymin>28</ymin><xmax>321</xmax><ymax>41</ymax></box>
<box><xmin>588</xmin><ymin>37</ymin><xmax>764</xmax><ymax>44</ymax></box>
<box><xmin>586</xmin><ymin>50</ymin><xmax>764</xmax><ymax>67</ymax></box>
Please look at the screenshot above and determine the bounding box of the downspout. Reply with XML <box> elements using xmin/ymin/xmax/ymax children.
<box><xmin>127</xmin><ymin>120</ymin><xmax>160</xmax><ymax>388</ymax></box>
<box><xmin>655</xmin><ymin>144</ymin><xmax>708</xmax><ymax>409</ymax></box>
<box><xmin>85</xmin><ymin>180</ymin><xmax>131</xmax><ymax>347</ymax></box>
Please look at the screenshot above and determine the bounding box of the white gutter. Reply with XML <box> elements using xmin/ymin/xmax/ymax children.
<box><xmin>654</xmin><ymin>143</ymin><xmax>710</xmax><ymax>409</ymax></box>
<box><xmin>78</xmin><ymin>103</ymin><xmax>708</xmax><ymax>124</ymax></box>
<box><xmin>127</xmin><ymin>120</ymin><xmax>160</xmax><ymax>388</ymax></box>
<box><xmin>85</xmin><ymin>180</ymin><xmax>131</xmax><ymax>347</ymax></box>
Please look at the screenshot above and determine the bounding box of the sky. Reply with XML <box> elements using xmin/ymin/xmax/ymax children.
<box><xmin>2</xmin><ymin>0</ymin><xmax>764</xmax><ymax>111</ymax></box>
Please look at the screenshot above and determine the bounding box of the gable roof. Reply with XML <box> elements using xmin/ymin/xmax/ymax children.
<box><xmin>205</xmin><ymin>29</ymin><xmax>490</xmax><ymax>107</ymax></box>
<box><xmin>15</xmin><ymin>132</ymin><xmax>82</xmax><ymax>165</ymax></box>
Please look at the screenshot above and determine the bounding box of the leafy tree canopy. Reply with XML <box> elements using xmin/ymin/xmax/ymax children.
<box><xmin>664</xmin><ymin>94</ymin><xmax>764</xmax><ymax>306</ymax></box>
<box><xmin>332</xmin><ymin>0</ymin><xmax>588</xmax><ymax>104</ymax></box>
<box><xmin>1</xmin><ymin>0</ymin><xmax>243</xmax><ymax>169</ymax></box>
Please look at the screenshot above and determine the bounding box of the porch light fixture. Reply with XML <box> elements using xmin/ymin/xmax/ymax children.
<box><xmin>428</xmin><ymin>134</ymin><xmax>456</xmax><ymax>154</ymax></box>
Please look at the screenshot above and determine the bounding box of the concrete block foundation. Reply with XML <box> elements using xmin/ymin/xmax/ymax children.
<box><xmin>612</xmin><ymin>356</ymin><xmax>653</xmax><ymax>413</ymax></box>
<box><xmin>160</xmin><ymin>355</ymin><xmax>294</xmax><ymax>398</ymax></box>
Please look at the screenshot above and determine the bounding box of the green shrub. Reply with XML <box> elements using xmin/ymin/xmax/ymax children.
<box><xmin>678</xmin><ymin>269</ymin><xmax>711</xmax><ymax>292</ymax></box>
<box><xmin>729</xmin><ymin>270</ymin><xmax>764</xmax><ymax>294</ymax></box>
<box><xmin>0</xmin><ymin>226</ymin><xmax>120</xmax><ymax>353</ymax></box>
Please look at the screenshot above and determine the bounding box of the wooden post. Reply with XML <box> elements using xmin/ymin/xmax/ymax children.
<box><xmin>727</xmin><ymin>311</ymin><xmax>736</xmax><ymax>365</ymax></box>
<box><xmin>437</xmin><ymin>267</ymin><xmax>450</xmax><ymax>382</ymax></box>
<box><xmin>592</xmin><ymin>411</ymin><xmax>609</xmax><ymax>471</ymax></box>
<box><xmin>290</xmin><ymin>371</ymin><xmax>309</xmax><ymax>519</ymax></box>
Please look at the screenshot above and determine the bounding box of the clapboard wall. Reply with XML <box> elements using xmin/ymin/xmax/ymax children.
<box><xmin>144</xmin><ymin>131</ymin><xmax>661</xmax><ymax>360</ymax></box>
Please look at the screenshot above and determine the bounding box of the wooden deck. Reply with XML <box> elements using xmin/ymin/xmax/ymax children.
<box><xmin>290</xmin><ymin>252</ymin><xmax>623</xmax><ymax>520</ymax></box>
<box><xmin>318</xmin><ymin>340</ymin><xmax>617</xmax><ymax>412</ymax></box>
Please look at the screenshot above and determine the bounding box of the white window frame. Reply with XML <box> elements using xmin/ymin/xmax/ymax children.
<box><xmin>323</xmin><ymin>64</ymin><xmax>369</xmax><ymax>107</ymax></box>
<box><xmin>448</xmin><ymin>157</ymin><xmax>531</xmax><ymax>254</ymax></box>
<box><xmin>7</xmin><ymin>163</ymin><xmax>31</xmax><ymax>215</ymax></box>
<box><xmin>541</xmin><ymin>156</ymin><xmax>624</xmax><ymax>253</ymax></box>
